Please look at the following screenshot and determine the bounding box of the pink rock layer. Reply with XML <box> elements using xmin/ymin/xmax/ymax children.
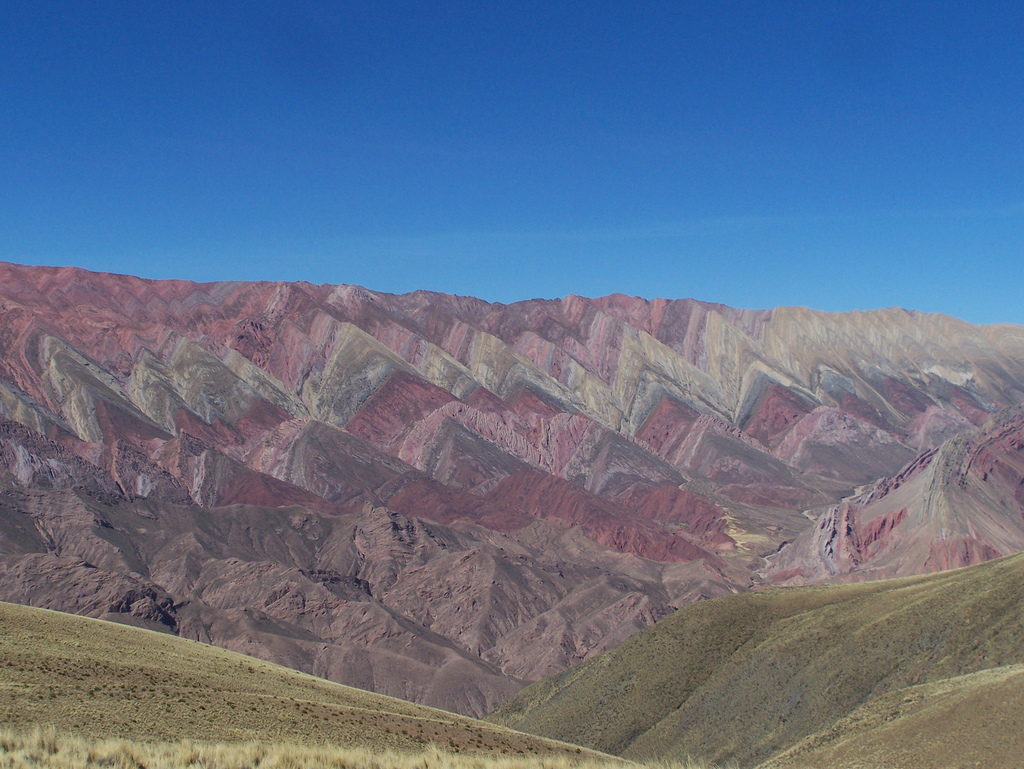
<box><xmin>1</xmin><ymin>260</ymin><xmax>1023</xmax><ymax>715</ymax></box>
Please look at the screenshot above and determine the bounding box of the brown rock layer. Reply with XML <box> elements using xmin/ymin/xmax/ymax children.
<box><xmin>0</xmin><ymin>260</ymin><xmax>1023</xmax><ymax>715</ymax></box>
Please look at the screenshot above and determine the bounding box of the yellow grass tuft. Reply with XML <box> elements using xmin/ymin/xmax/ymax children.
<box><xmin>0</xmin><ymin>729</ymin><xmax>720</xmax><ymax>769</ymax></box>
<box><xmin>0</xmin><ymin>601</ymin><xmax>608</xmax><ymax>761</ymax></box>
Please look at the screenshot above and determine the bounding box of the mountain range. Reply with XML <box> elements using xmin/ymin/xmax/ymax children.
<box><xmin>1</xmin><ymin>260</ymin><xmax>1023</xmax><ymax>717</ymax></box>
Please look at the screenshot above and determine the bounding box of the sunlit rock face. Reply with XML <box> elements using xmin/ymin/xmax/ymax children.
<box><xmin>0</xmin><ymin>260</ymin><xmax>1023</xmax><ymax>716</ymax></box>
<box><xmin>766</xmin><ymin>407</ymin><xmax>1024</xmax><ymax>585</ymax></box>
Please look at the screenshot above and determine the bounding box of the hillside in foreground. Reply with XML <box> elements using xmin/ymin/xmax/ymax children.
<box><xmin>760</xmin><ymin>662</ymin><xmax>1024</xmax><ymax>768</ymax></box>
<box><xmin>0</xmin><ymin>729</ymin><xmax>693</xmax><ymax>769</ymax></box>
<box><xmin>491</xmin><ymin>551</ymin><xmax>1024</xmax><ymax>769</ymax></box>
<box><xmin>0</xmin><ymin>600</ymin><xmax>610</xmax><ymax>762</ymax></box>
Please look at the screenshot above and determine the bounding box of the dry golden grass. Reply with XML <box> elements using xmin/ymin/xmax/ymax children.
<box><xmin>760</xmin><ymin>663</ymin><xmax>1024</xmax><ymax>769</ymax></box>
<box><xmin>0</xmin><ymin>727</ymin><xmax>719</xmax><ymax>769</ymax></box>
<box><xmin>0</xmin><ymin>602</ymin><xmax>605</xmax><ymax>761</ymax></box>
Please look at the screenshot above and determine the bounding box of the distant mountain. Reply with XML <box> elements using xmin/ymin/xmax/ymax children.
<box><xmin>0</xmin><ymin>260</ymin><xmax>1022</xmax><ymax>716</ymax></box>
<box><xmin>491</xmin><ymin>552</ymin><xmax>1024</xmax><ymax>769</ymax></box>
<box><xmin>766</xmin><ymin>405</ymin><xmax>1024</xmax><ymax>582</ymax></box>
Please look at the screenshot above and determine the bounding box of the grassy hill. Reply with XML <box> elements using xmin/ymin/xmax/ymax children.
<box><xmin>490</xmin><ymin>552</ymin><xmax>1024</xmax><ymax>768</ymax></box>
<box><xmin>761</xmin><ymin>663</ymin><xmax>1024</xmax><ymax>768</ymax></box>
<box><xmin>0</xmin><ymin>600</ymin><xmax>614</xmax><ymax>763</ymax></box>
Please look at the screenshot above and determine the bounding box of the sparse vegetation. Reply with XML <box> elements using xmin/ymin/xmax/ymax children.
<box><xmin>9</xmin><ymin>553</ymin><xmax>1024</xmax><ymax>769</ymax></box>
<box><xmin>494</xmin><ymin>552</ymin><xmax>1024</xmax><ymax>768</ymax></box>
<box><xmin>0</xmin><ymin>727</ymin><xmax>722</xmax><ymax>769</ymax></box>
<box><xmin>0</xmin><ymin>601</ymin><xmax>726</xmax><ymax>768</ymax></box>
<box><xmin>0</xmin><ymin>602</ymin><xmax>605</xmax><ymax>761</ymax></box>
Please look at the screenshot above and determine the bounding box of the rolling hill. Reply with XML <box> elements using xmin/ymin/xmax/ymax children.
<box><xmin>760</xmin><ymin>663</ymin><xmax>1024</xmax><ymax>769</ymax></box>
<box><xmin>0</xmin><ymin>599</ymin><xmax>611</xmax><ymax>761</ymax></box>
<box><xmin>490</xmin><ymin>551</ymin><xmax>1024</xmax><ymax>768</ymax></box>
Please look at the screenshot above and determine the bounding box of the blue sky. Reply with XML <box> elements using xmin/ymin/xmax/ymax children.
<box><xmin>2</xmin><ymin>2</ymin><xmax>1022</xmax><ymax>323</ymax></box>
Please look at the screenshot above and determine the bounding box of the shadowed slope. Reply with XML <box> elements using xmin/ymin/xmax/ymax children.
<box><xmin>0</xmin><ymin>419</ymin><xmax>734</xmax><ymax>717</ymax></box>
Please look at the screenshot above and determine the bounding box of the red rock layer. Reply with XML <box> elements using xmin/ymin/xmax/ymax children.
<box><xmin>1</xmin><ymin>261</ymin><xmax>1024</xmax><ymax>714</ymax></box>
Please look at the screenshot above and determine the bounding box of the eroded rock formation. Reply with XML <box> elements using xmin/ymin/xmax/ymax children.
<box><xmin>0</xmin><ymin>260</ymin><xmax>1023</xmax><ymax>715</ymax></box>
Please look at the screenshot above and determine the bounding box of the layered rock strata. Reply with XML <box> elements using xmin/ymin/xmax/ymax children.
<box><xmin>0</xmin><ymin>260</ymin><xmax>1023</xmax><ymax>714</ymax></box>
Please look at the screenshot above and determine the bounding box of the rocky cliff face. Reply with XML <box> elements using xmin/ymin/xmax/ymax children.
<box><xmin>766</xmin><ymin>406</ymin><xmax>1024</xmax><ymax>584</ymax></box>
<box><xmin>0</xmin><ymin>260</ymin><xmax>1022</xmax><ymax>715</ymax></box>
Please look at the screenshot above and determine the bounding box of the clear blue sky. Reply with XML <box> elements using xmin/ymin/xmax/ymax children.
<box><xmin>2</xmin><ymin>2</ymin><xmax>1022</xmax><ymax>323</ymax></box>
